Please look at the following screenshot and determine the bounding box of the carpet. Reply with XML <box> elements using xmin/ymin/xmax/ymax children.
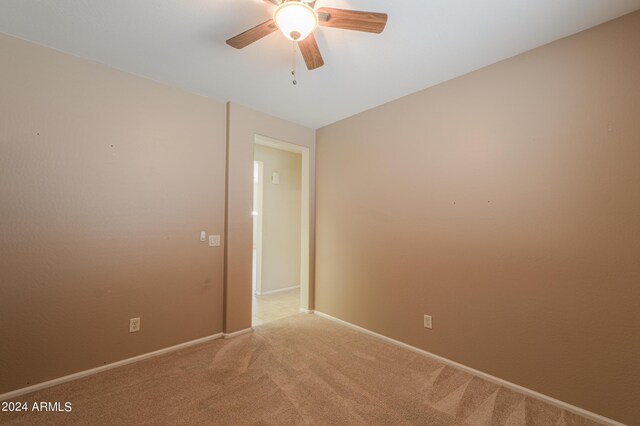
<box><xmin>0</xmin><ymin>314</ymin><xmax>602</xmax><ymax>425</ymax></box>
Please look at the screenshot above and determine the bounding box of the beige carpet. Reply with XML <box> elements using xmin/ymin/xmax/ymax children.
<box><xmin>1</xmin><ymin>314</ymin><xmax>601</xmax><ymax>425</ymax></box>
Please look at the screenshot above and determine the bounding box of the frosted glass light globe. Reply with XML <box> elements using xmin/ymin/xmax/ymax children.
<box><xmin>274</xmin><ymin>1</ymin><xmax>318</xmax><ymax>42</ymax></box>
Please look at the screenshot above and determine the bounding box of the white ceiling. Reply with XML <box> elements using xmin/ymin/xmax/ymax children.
<box><xmin>1</xmin><ymin>0</ymin><xmax>638</xmax><ymax>128</ymax></box>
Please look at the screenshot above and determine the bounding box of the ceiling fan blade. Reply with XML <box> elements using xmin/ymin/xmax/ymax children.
<box><xmin>298</xmin><ymin>33</ymin><xmax>324</xmax><ymax>70</ymax></box>
<box><xmin>317</xmin><ymin>8</ymin><xmax>387</xmax><ymax>34</ymax></box>
<box><xmin>226</xmin><ymin>19</ymin><xmax>278</xmax><ymax>49</ymax></box>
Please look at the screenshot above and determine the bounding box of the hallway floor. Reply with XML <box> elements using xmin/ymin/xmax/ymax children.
<box><xmin>252</xmin><ymin>287</ymin><xmax>300</xmax><ymax>326</ymax></box>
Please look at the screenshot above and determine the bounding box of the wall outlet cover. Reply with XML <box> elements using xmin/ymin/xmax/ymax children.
<box><xmin>424</xmin><ymin>314</ymin><xmax>433</xmax><ymax>329</ymax></box>
<box><xmin>129</xmin><ymin>317</ymin><xmax>141</xmax><ymax>333</ymax></box>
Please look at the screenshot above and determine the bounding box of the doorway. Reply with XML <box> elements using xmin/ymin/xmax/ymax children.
<box><xmin>252</xmin><ymin>135</ymin><xmax>310</xmax><ymax>326</ymax></box>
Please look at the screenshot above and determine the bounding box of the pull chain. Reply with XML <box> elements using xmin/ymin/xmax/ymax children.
<box><xmin>291</xmin><ymin>41</ymin><xmax>298</xmax><ymax>86</ymax></box>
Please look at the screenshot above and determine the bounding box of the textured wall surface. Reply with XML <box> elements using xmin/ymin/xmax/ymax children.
<box><xmin>315</xmin><ymin>11</ymin><xmax>640</xmax><ymax>424</ymax></box>
<box><xmin>0</xmin><ymin>33</ymin><xmax>227</xmax><ymax>393</ymax></box>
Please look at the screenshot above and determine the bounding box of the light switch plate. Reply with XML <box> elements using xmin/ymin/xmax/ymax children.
<box><xmin>200</xmin><ymin>231</ymin><xmax>206</xmax><ymax>242</ymax></box>
<box><xmin>209</xmin><ymin>235</ymin><xmax>221</xmax><ymax>247</ymax></box>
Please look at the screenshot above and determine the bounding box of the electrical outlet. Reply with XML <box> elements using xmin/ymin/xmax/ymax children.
<box><xmin>129</xmin><ymin>317</ymin><xmax>141</xmax><ymax>333</ymax></box>
<box><xmin>423</xmin><ymin>314</ymin><xmax>433</xmax><ymax>329</ymax></box>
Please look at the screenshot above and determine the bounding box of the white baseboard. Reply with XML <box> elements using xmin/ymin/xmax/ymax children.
<box><xmin>313</xmin><ymin>311</ymin><xmax>623</xmax><ymax>426</ymax></box>
<box><xmin>299</xmin><ymin>308</ymin><xmax>314</xmax><ymax>314</ymax></box>
<box><xmin>255</xmin><ymin>285</ymin><xmax>300</xmax><ymax>296</ymax></box>
<box><xmin>223</xmin><ymin>327</ymin><xmax>253</xmax><ymax>338</ymax></box>
<box><xmin>0</xmin><ymin>332</ymin><xmax>223</xmax><ymax>402</ymax></box>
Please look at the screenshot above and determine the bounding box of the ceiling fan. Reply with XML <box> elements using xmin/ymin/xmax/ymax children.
<box><xmin>226</xmin><ymin>0</ymin><xmax>388</xmax><ymax>70</ymax></box>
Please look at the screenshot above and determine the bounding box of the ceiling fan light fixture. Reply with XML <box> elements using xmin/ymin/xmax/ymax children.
<box><xmin>273</xmin><ymin>1</ymin><xmax>318</xmax><ymax>42</ymax></box>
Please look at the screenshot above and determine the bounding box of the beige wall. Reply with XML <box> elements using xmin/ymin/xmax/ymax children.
<box><xmin>225</xmin><ymin>103</ymin><xmax>315</xmax><ymax>333</ymax></box>
<box><xmin>315</xmin><ymin>11</ymin><xmax>640</xmax><ymax>425</ymax></box>
<box><xmin>254</xmin><ymin>145</ymin><xmax>302</xmax><ymax>294</ymax></box>
<box><xmin>0</xmin><ymin>34</ymin><xmax>227</xmax><ymax>393</ymax></box>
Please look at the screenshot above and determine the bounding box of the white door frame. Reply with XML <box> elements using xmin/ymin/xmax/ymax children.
<box><xmin>252</xmin><ymin>160</ymin><xmax>264</xmax><ymax>296</ymax></box>
<box><xmin>254</xmin><ymin>134</ymin><xmax>311</xmax><ymax>311</ymax></box>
